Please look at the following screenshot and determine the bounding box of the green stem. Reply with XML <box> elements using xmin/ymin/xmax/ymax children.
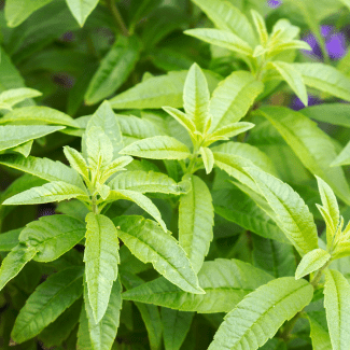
<box><xmin>91</xmin><ymin>196</ymin><xmax>98</xmax><ymax>214</ymax></box>
<box><xmin>107</xmin><ymin>0</ymin><xmax>129</xmax><ymax>36</ymax></box>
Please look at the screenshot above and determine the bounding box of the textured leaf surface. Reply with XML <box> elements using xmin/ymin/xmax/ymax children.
<box><xmin>200</xmin><ymin>147</ymin><xmax>214</xmax><ymax>174</ymax></box>
<box><xmin>308</xmin><ymin>310</ymin><xmax>332</xmax><ymax>350</ymax></box>
<box><xmin>332</xmin><ymin>140</ymin><xmax>350</xmax><ymax>167</ymax></box>
<box><xmin>0</xmin><ymin>88</ymin><xmax>41</xmax><ymax>109</ymax></box>
<box><xmin>295</xmin><ymin>249</ymin><xmax>331</xmax><ymax>280</ymax></box>
<box><xmin>65</xmin><ymin>0</ymin><xmax>99</xmax><ymax>26</ymax></box>
<box><xmin>115</xmin><ymin>215</ymin><xmax>203</xmax><ymax>294</ymax></box>
<box><xmin>122</xmin><ymin>259</ymin><xmax>273</xmax><ymax>313</ymax></box>
<box><xmin>0</xmin><ymin>228</ymin><xmax>21</xmax><ymax>251</ymax></box>
<box><xmin>207</xmin><ymin>277</ymin><xmax>313</xmax><ymax>350</ymax></box>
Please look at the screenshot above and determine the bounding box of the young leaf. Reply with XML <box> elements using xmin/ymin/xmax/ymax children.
<box><xmin>324</xmin><ymin>269</ymin><xmax>350</xmax><ymax>350</ymax></box>
<box><xmin>19</xmin><ymin>215</ymin><xmax>86</xmax><ymax>263</ymax></box>
<box><xmin>99</xmin><ymin>156</ymin><xmax>133</xmax><ymax>183</ymax></box>
<box><xmin>0</xmin><ymin>228</ymin><xmax>21</xmax><ymax>251</ymax></box>
<box><xmin>65</xmin><ymin>0</ymin><xmax>99</xmax><ymax>27</ymax></box>
<box><xmin>295</xmin><ymin>249</ymin><xmax>331</xmax><ymax>280</ymax></box>
<box><xmin>179</xmin><ymin>174</ymin><xmax>214</xmax><ymax>273</ymax></box>
<box><xmin>122</xmin><ymin>259</ymin><xmax>273</xmax><ymax>313</ymax></box>
<box><xmin>0</xmin><ymin>88</ymin><xmax>41</xmax><ymax>110</ymax></box>
<box><xmin>120</xmin><ymin>136</ymin><xmax>191</xmax><ymax>160</ymax></box>
<box><xmin>85</xmin><ymin>36</ymin><xmax>140</xmax><ymax>105</ymax></box>
<box><xmin>162</xmin><ymin>107</ymin><xmax>197</xmax><ymax>136</ymax></box>
<box><xmin>2</xmin><ymin>181</ymin><xmax>88</xmax><ymax>205</ymax></box>
<box><xmin>115</xmin><ymin>215</ymin><xmax>204</xmax><ymax>294</ymax></box>
<box><xmin>11</xmin><ymin>267</ymin><xmax>84</xmax><ymax>343</ymax></box>
<box><xmin>199</xmin><ymin>147</ymin><xmax>214</xmax><ymax>174</ymax></box>
<box><xmin>63</xmin><ymin>146</ymin><xmax>89</xmax><ymax>181</ymax></box>
<box><xmin>207</xmin><ymin>277</ymin><xmax>313</xmax><ymax>350</ymax></box>
<box><xmin>251</xmin><ymin>10</ymin><xmax>269</xmax><ymax>46</ymax></box>
<box><xmin>208</xmin><ymin>122</ymin><xmax>255</xmax><ymax>141</ymax></box>
<box><xmin>245</xmin><ymin>167</ymin><xmax>319</xmax><ymax>255</ymax></box>
<box><xmin>84</xmin><ymin>213</ymin><xmax>120</xmax><ymax>324</ymax></box>
<box><xmin>0</xmin><ymin>244</ymin><xmax>37</xmax><ymax>291</ymax></box>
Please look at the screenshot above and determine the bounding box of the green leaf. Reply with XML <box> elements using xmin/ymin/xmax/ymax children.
<box><xmin>0</xmin><ymin>228</ymin><xmax>21</xmax><ymax>251</ymax></box>
<box><xmin>120</xmin><ymin>136</ymin><xmax>191</xmax><ymax>160</ymax></box>
<box><xmin>12</xmin><ymin>267</ymin><xmax>84</xmax><ymax>343</ymax></box>
<box><xmin>0</xmin><ymin>106</ymin><xmax>79</xmax><ymax>128</ymax></box>
<box><xmin>2</xmin><ymin>181</ymin><xmax>88</xmax><ymax>205</ymax></box>
<box><xmin>84</xmin><ymin>213</ymin><xmax>120</xmax><ymax>323</ymax></box>
<box><xmin>268</xmin><ymin>40</ymin><xmax>312</xmax><ymax>57</ymax></box>
<box><xmin>85</xmin><ymin>36</ymin><xmax>140</xmax><ymax>105</ymax></box>
<box><xmin>183</xmin><ymin>63</ymin><xmax>210</xmax><ymax>132</ymax></box>
<box><xmin>179</xmin><ymin>175</ymin><xmax>214</xmax><ymax>273</ymax></box>
<box><xmin>122</xmin><ymin>259</ymin><xmax>273</xmax><ymax>313</ymax></box>
<box><xmin>7</xmin><ymin>140</ymin><xmax>33</xmax><ymax>157</ymax></box>
<box><xmin>185</xmin><ymin>29</ymin><xmax>253</xmax><ymax>56</ymax></box>
<box><xmin>19</xmin><ymin>215</ymin><xmax>86</xmax><ymax>263</ymax></box>
<box><xmin>256</xmin><ymin>106</ymin><xmax>350</xmax><ymax>205</ymax></box>
<box><xmin>295</xmin><ymin>249</ymin><xmax>331</xmax><ymax>280</ymax></box>
<box><xmin>251</xmin><ymin>10</ymin><xmax>269</xmax><ymax>46</ymax></box>
<box><xmin>5</xmin><ymin>0</ymin><xmax>53</xmax><ymax>27</ymax></box>
<box><xmin>207</xmin><ymin>277</ymin><xmax>313</xmax><ymax>350</ymax></box>
<box><xmin>65</xmin><ymin>0</ymin><xmax>99</xmax><ymax>26</ymax></box>
<box><xmin>115</xmin><ymin>215</ymin><xmax>203</xmax><ymax>294</ymax></box>
<box><xmin>199</xmin><ymin>147</ymin><xmax>214</xmax><ymax>174</ymax></box>
<box><xmin>163</xmin><ymin>107</ymin><xmax>196</xmax><ymax>136</ymax></box>
<box><xmin>0</xmin><ymin>154</ymin><xmax>85</xmax><ymax>189</ymax></box>
<box><xmin>324</xmin><ymin>269</ymin><xmax>350</xmax><ymax>350</ymax></box>
<box><xmin>293</xmin><ymin>63</ymin><xmax>350</xmax><ymax>102</ymax></box>
<box><xmin>339</xmin><ymin>0</ymin><xmax>350</xmax><ymax>10</ymax></box>
<box><xmin>0</xmin><ymin>244</ymin><xmax>37</xmax><ymax>292</ymax></box>
<box><xmin>331</xmin><ymin>140</ymin><xmax>350</xmax><ymax>167</ymax></box>
<box><xmin>109</xmin><ymin>70</ymin><xmax>221</xmax><ymax>110</ymax></box>
<box><xmin>63</xmin><ymin>146</ymin><xmax>89</xmax><ymax>181</ymax></box>
<box><xmin>308</xmin><ymin>310</ymin><xmax>332</xmax><ymax>350</ymax></box>
<box><xmin>84</xmin><ymin>278</ymin><xmax>122</xmax><ymax>350</ymax></box>
<box><xmin>77</xmin><ymin>306</ymin><xmax>93</xmax><ymax>350</ymax></box>
<box><xmin>269</xmin><ymin>61</ymin><xmax>308</xmax><ymax>106</ymax></box>
<box><xmin>0</xmin><ymin>88</ymin><xmax>41</xmax><ymax>110</ymax></box>
<box><xmin>245</xmin><ymin>167</ymin><xmax>319</xmax><ymax>255</ymax></box>
<box><xmin>0</xmin><ymin>125</ymin><xmax>65</xmax><ymax>152</ymax></box>
<box><xmin>99</xmin><ymin>156</ymin><xmax>133</xmax><ymax>184</ymax></box>
<box><xmin>208</xmin><ymin>122</ymin><xmax>254</xmax><ymax>142</ymax></box>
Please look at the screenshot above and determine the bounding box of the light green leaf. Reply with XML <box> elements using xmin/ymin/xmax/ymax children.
<box><xmin>162</xmin><ymin>107</ymin><xmax>196</xmax><ymax>136</ymax></box>
<box><xmin>115</xmin><ymin>215</ymin><xmax>203</xmax><ymax>294</ymax></box>
<box><xmin>295</xmin><ymin>249</ymin><xmax>331</xmax><ymax>280</ymax></box>
<box><xmin>0</xmin><ymin>228</ymin><xmax>21</xmax><ymax>251</ymax></box>
<box><xmin>324</xmin><ymin>269</ymin><xmax>350</xmax><ymax>350</ymax></box>
<box><xmin>65</xmin><ymin>0</ymin><xmax>99</xmax><ymax>26</ymax></box>
<box><xmin>99</xmin><ymin>156</ymin><xmax>133</xmax><ymax>184</ymax></box>
<box><xmin>7</xmin><ymin>140</ymin><xmax>33</xmax><ymax>157</ymax></box>
<box><xmin>0</xmin><ymin>88</ymin><xmax>41</xmax><ymax>110</ymax></box>
<box><xmin>84</xmin><ymin>278</ymin><xmax>122</xmax><ymax>350</ymax></box>
<box><xmin>339</xmin><ymin>0</ymin><xmax>350</xmax><ymax>10</ymax></box>
<box><xmin>0</xmin><ymin>106</ymin><xmax>79</xmax><ymax>128</ymax></box>
<box><xmin>308</xmin><ymin>310</ymin><xmax>332</xmax><ymax>350</ymax></box>
<box><xmin>0</xmin><ymin>244</ymin><xmax>37</xmax><ymax>292</ymax></box>
<box><xmin>269</xmin><ymin>61</ymin><xmax>308</xmax><ymax>106</ymax></box>
<box><xmin>245</xmin><ymin>167</ymin><xmax>319</xmax><ymax>256</ymax></box>
<box><xmin>122</xmin><ymin>259</ymin><xmax>273</xmax><ymax>313</ymax></box>
<box><xmin>120</xmin><ymin>136</ymin><xmax>191</xmax><ymax>160</ymax></box>
<box><xmin>179</xmin><ymin>175</ymin><xmax>214</xmax><ymax>273</ymax></box>
<box><xmin>5</xmin><ymin>0</ymin><xmax>53</xmax><ymax>27</ymax></box>
<box><xmin>183</xmin><ymin>63</ymin><xmax>210</xmax><ymax>132</ymax></box>
<box><xmin>331</xmin><ymin>140</ymin><xmax>350</xmax><ymax>167</ymax></box>
<box><xmin>268</xmin><ymin>40</ymin><xmax>312</xmax><ymax>57</ymax></box>
<box><xmin>85</xmin><ymin>36</ymin><xmax>140</xmax><ymax>104</ymax></box>
<box><xmin>207</xmin><ymin>277</ymin><xmax>313</xmax><ymax>350</ymax></box>
<box><xmin>0</xmin><ymin>154</ymin><xmax>85</xmax><ymax>189</ymax></box>
<box><xmin>109</xmin><ymin>70</ymin><xmax>221</xmax><ymax>110</ymax></box>
<box><xmin>84</xmin><ymin>213</ymin><xmax>120</xmax><ymax>323</ymax></box>
<box><xmin>251</xmin><ymin>10</ymin><xmax>269</xmax><ymax>46</ymax></box>
<box><xmin>293</xmin><ymin>63</ymin><xmax>350</xmax><ymax>102</ymax></box>
<box><xmin>0</xmin><ymin>125</ymin><xmax>65</xmax><ymax>152</ymax></box>
<box><xmin>199</xmin><ymin>147</ymin><xmax>214</xmax><ymax>174</ymax></box>
<box><xmin>63</xmin><ymin>146</ymin><xmax>89</xmax><ymax>181</ymax></box>
<box><xmin>77</xmin><ymin>307</ymin><xmax>93</xmax><ymax>350</ymax></box>
<box><xmin>2</xmin><ymin>181</ymin><xmax>88</xmax><ymax>205</ymax></box>
<box><xmin>208</xmin><ymin>122</ymin><xmax>255</xmax><ymax>142</ymax></box>
<box><xmin>256</xmin><ymin>106</ymin><xmax>350</xmax><ymax>205</ymax></box>
<box><xmin>185</xmin><ymin>29</ymin><xmax>253</xmax><ymax>56</ymax></box>
<box><xmin>11</xmin><ymin>267</ymin><xmax>84</xmax><ymax>343</ymax></box>
<box><xmin>19</xmin><ymin>215</ymin><xmax>86</xmax><ymax>263</ymax></box>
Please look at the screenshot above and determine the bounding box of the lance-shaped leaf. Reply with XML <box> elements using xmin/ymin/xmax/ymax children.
<box><xmin>120</xmin><ymin>136</ymin><xmax>191</xmax><ymax>160</ymax></box>
<box><xmin>183</xmin><ymin>63</ymin><xmax>210</xmax><ymax>132</ymax></box>
<box><xmin>324</xmin><ymin>269</ymin><xmax>350</xmax><ymax>350</ymax></box>
<box><xmin>85</xmin><ymin>36</ymin><xmax>140</xmax><ymax>105</ymax></box>
<box><xmin>200</xmin><ymin>147</ymin><xmax>214</xmax><ymax>174</ymax></box>
<box><xmin>308</xmin><ymin>310</ymin><xmax>332</xmax><ymax>350</ymax></box>
<box><xmin>122</xmin><ymin>259</ymin><xmax>273</xmax><ymax>313</ymax></box>
<box><xmin>11</xmin><ymin>267</ymin><xmax>84</xmax><ymax>343</ymax></box>
<box><xmin>268</xmin><ymin>40</ymin><xmax>312</xmax><ymax>56</ymax></box>
<box><xmin>269</xmin><ymin>61</ymin><xmax>308</xmax><ymax>107</ymax></box>
<box><xmin>63</xmin><ymin>146</ymin><xmax>89</xmax><ymax>181</ymax></box>
<box><xmin>163</xmin><ymin>107</ymin><xmax>196</xmax><ymax>136</ymax></box>
<box><xmin>207</xmin><ymin>277</ymin><xmax>314</xmax><ymax>350</ymax></box>
<box><xmin>0</xmin><ymin>88</ymin><xmax>41</xmax><ymax>110</ymax></box>
<box><xmin>115</xmin><ymin>215</ymin><xmax>203</xmax><ymax>294</ymax></box>
<box><xmin>208</xmin><ymin>122</ymin><xmax>255</xmax><ymax>143</ymax></box>
<box><xmin>256</xmin><ymin>106</ymin><xmax>350</xmax><ymax>205</ymax></box>
<box><xmin>245</xmin><ymin>168</ymin><xmax>319</xmax><ymax>256</ymax></box>
<box><xmin>77</xmin><ymin>307</ymin><xmax>93</xmax><ymax>350</ymax></box>
<box><xmin>0</xmin><ymin>244</ymin><xmax>37</xmax><ymax>292</ymax></box>
<box><xmin>2</xmin><ymin>181</ymin><xmax>88</xmax><ymax>205</ymax></box>
<box><xmin>19</xmin><ymin>215</ymin><xmax>86</xmax><ymax>263</ymax></box>
<box><xmin>65</xmin><ymin>0</ymin><xmax>99</xmax><ymax>26</ymax></box>
<box><xmin>295</xmin><ymin>249</ymin><xmax>331</xmax><ymax>280</ymax></box>
<box><xmin>84</xmin><ymin>278</ymin><xmax>122</xmax><ymax>350</ymax></box>
<box><xmin>109</xmin><ymin>170</ymin><xmax>184</xmax><ymax>195</ymax></box>
<box><xmin>99</xmin><ymin>156</ymin><xmax>133</xmax><ymax>183</ymax></box>
<box><xmin>6</xmin><ymin>140</ymin><xmax>33</xmax><ymax>157</ymax></box>
<box><xmin>332</xmin><ymin>139</ymin><xmax>350</xmax><ymax>168</ymax></box>
<box><xmin>251</xmin><ymin>10</ymin><xmax>269</xmax><ymax>46</ymax></box>
<box><xmin>293</xmin><ymin>63</ymin><xmax>350</xmax><ymax>102</ymax></box>
<box><xmin>185</xmin><ymin>29</ymin><xmax>253</xmax><ymax>56</ymax></box>
<box><xmin>0</xmin><ymin>154</ymin><xmax>85</xmax><ymax>189</ymax></box>
<box><xmin>0</xmin><ymin>106</ymin><xmax>79</xmax><ymax>128</ymax></box>
<box><xmin>0</xmin><ymin>228</ymin><xmax>21</xmax><ymax>251</ymax></box>
<box><xmin>179</xmin><ymin>174</ymin><xmax>214</xmax><ymax>273</ymax></box>
<box><xmin>0</xmin><ymin>125</ymin><xmax>65</xmax><ymax>152</ymax></box>
<box><xmin>84</xmin><ymin>213</ymin><xmax>120</xmax><ymax>324</ymax></box>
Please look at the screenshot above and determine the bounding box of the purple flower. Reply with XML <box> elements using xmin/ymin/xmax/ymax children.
<box><xmin>268</xmin><ymin>0</ymin><xmax>282</xmax><ymax>8</ymax></box>
<box><xmin>326</xmin><ymin>33</ymin><xmax>347</xmax><ymax>59</ymax></box>
<box><xmin>291</xmin><ymin>95</ymin><xmax>321</xmax><ymax>111</ymax></box>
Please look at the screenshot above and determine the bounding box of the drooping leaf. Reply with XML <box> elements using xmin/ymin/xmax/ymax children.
<box><xmin>0</xmin><ymin>228</ymin><xmax>21</xmax><ymax>251</ymax></box>
<box><xmin>11</xmin><ymin>267</ymin><xmax>84</xmax><ymax>343</ymax></box>
<box><xmin>0</xmin><ymin>88</ymin><xmax>41</xmax><ymax>110</ymax></box>
<box><xmin>84</xmin><ymin>213</ymin><xmax>120</xmax><ymax>323</ymax></box>
<box><xmin>122</xmin><ymin>259</ymin><xmax>273</xmax><ymax>313</ymax></box>
<box><xmin>295</xmin><ymin>249</ymin><xmax>331</xmax><ymax>280</ymax></box>
<box><xmin>207</xmin><ymin>277</ymin><xmax>313</xmax><ymax>350</ymax></box>
<box><xmin>115</xmin><ymin>215</ymin><xmax>204</xmax><ymax>294</ymax></box>
<box><xmin>65</xmin><ymin>0</ymin><xmax>99</xmax><ymax>26</ymax></box>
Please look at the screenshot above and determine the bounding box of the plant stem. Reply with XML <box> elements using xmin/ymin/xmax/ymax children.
<box><xmin>91</xmin><ymin>196</ymin><xmax>98</xmax><ymax>214</ymax></box>
<box><xmin>107</xmin><ymin>0</ymin><xmax>129</xmax><ymax>36</ymax></box>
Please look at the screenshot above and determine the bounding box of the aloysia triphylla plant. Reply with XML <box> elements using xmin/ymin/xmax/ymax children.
<box><xmin>2</xmin><ymin>0</ymin><xmax>350</xmax><ymax>349</ymax></box>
